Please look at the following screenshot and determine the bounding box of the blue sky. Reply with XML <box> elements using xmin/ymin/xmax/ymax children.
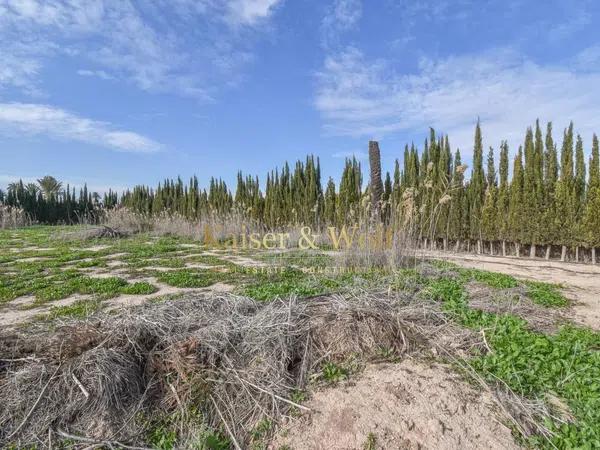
<box><xmin>1</xmin><ymin>0</ymin><xmax>600</xmax><ymax>193</ymax></box>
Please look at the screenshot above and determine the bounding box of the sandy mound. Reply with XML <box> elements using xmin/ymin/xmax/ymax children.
<box><xmin>274</xmin><ymin>360</ymin><xmax>519</xmax><ymax>450</ymax></box>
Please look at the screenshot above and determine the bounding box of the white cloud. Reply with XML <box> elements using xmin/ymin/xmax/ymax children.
<box><xmin>0</xmin><ymin>0</ymin><xmax>282</xmax><ymax>98</ymax></box>
<box><xmin>315</xmin><ymin>46</ymin><xmax>600</xmax><ymax>154</ymax></box>
<box><xmin>321</xmin><ymin>0</ymin><xmax>362</xmax><ymax>48</ymax></box>
<box><xmin>0</xmin><ymin>102</ymin><xmax>161</xmax><ymax>153</ymax></box>
<box><xmin>77</xmin><ymin>69</ymin><xmax>115</xmax><ymax>80</ymax></box>
<box><xmin>227</xmin><ymin>0</ymin><xmax>282</xmax><ymax>25</ymax></box>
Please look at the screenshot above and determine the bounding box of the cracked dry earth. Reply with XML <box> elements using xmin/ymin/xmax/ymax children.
<box><xmin>274</xmin><ymin>361</ymin><xmax>519</xmax><ymax>450</ymax></box>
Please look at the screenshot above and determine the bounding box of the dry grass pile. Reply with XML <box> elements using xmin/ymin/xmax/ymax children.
<box><xmin>62</xmin><ymin>225</ymin><xmax>132</xmax><ymax>240</ymax></box>
<box><xmin>0</xmin><ymin>291</ymin><xmax>471</xmax><ymax>448</ymax></box>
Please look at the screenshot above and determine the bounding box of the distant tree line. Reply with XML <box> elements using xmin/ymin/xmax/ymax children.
<box><xmin>0</xmin><ymin>176</ymin><xmax>118</xmax><ymax>224</ymax></box>
<box><xmin>2</xmin><ymin>121</ymin><xmax>599</xmax><ymax>261</ymax></box>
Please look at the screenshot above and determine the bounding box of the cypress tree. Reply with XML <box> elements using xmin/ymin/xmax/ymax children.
<box><xmin>584</xmin><ymin>135</ymin><xmax>600</xmax><ymax>262</ymax></box>
<box><xmin>448</xmin><ymin>149</ymin><xmax>465</xmax><ymax>249</ymax></box>
<box><xmin>481</xmin><ymin>146</ymin><xmax>497</xmax><ymax>252</ymax></box>
<box><xmin>468</xmin><ymin>120</ymin><xmax>485</xmax><ymax>253</ymax></box>
<box><xmin>324</xmin><ymin>177</ymin><xmax>337</xmax><ymax>226</ymax></box>
<box><xmin>555</xmin><ymin>123</ymin><xmax>576</xmax><ymax>260</ymax></box>
<box><xmin>497</xmin><ymin>142</ymin><xmax>510</xmax><ymax>255</ymax></box>
<box><xmin>508</xmin><ymin>147</ymin><xmax>525</xmax><ymax>255</ymax></box>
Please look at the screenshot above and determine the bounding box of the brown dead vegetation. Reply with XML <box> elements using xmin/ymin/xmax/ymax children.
<box><xmin>0</xmin><ymin>291</ymin><xmax>489</xmax><ymax>449</ymax></box>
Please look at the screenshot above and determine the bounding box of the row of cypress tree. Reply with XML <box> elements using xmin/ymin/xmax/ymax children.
<box><xmin>2</xmin><ymin>121</ymin><xmax>599</xmax><ymax>260</ymax></box>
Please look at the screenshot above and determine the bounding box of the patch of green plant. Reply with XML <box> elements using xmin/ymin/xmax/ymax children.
<box><xmin>157</xmin><ymin>269</ymin><xmax>229</xmax><ymax>288</ymax></box>
<box><xmin>390</xmin><ymin>268</ymin><xmax>429</xmax><ymax>292</ymax></box>
<box><xmin>201</xmin><ymin>431</ymin><xmax>231</xmax><ymax>450</ymax></box>
<box><xmin>250</xmin><ymin>418</ymin><xmax>273</xmax><ymax>450</ymax></box>
<box><xmin>290</xmin><ymin>389</ymin><xmax>306</xmax><ymax>404</ymax></box>
<box><xmin>186</xmin><ymin>253</ymin><xmax>233</xmax><ymax>267</ymax></box>
<box><xmin>463</xmin><ymin>268</ymin><xmax>519</xmax><ymax>289</ymax></box>
<box><xmin>121</xmin><ymin>281</ymin><xmax>158</xmax><ymax>295</ymax></box>
<box><xmin>46</xmin><ymin>299</ymin><xmax>103</xmax><ymax>320</ymax></box>
<box><xmin>143</xmin><ymin>408</ymin><xmax>230</xmax><ymax>450</ymax></box>
<box><xmin>525</xmin><ymin>281</ymin><xmax>568</xmax><ymax>307</ymax></box>
<box><xmin>320</xmin><ymin>361</ymin><xmax>348</xmax><ymax>383</ymax></box>
<box><xmin>260</xmin><ymin>251</ymin><xmax>334</xmax><ymax>269</ymax></box>
<box><xmin>125</xmin><ymin>257</ymin><xmax>187</xmax><ymax>269</ymax></box>
<box><xmin>73</xmin><ymin>258</ymin><xmax>107</xmax><ymax>268</ymax></box>
<box><xmin>147</xmin><ymin>423</ymin><xmax>178</xmax><ymax>450</ymax></box>
<box><xmin>425</xmin><ymin>276</ymin><xmax>600</xmax><ymax>448</ymax></box>
<box><xmin>240</xmin><ymin>268</ymin><xmax>366</xmax><ymax>301</ymax></box>
<box><xmin>363</xmin><ymin>432</ymin><xmax>377</xmax><ymax>450</ymax></box>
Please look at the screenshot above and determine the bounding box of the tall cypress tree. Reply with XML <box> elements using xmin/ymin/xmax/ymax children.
<box><xmin>584</xmin><ymin>135</ymin><xmax>600</xmax><ymax>262</ymax></box>
<box><xmin>497</xmin><ymin>142</ymin><xmax>510</xmax><ymax>255</ymax></box>
<box><xmin>508</xmin><ymin>147</ymin><xmax>525</xmax><ymax>255</ymax></box>
<box><xmin>468</xmin><ymin>120</ymin><xmax>485</xmax><ymax>252</ymax></box>
<box><xmin>448</xmin><ymin>149</ymin><xmax>465</xmax><ymax>249</ymax></box>
<box><xmin>555</xmin><ymin>123</ymin><xmax>576</xmax><ymax>259</ymax></box>
<box><xmin>481</xmin><ymin>146</ymin><xmax>498</xmax><ymax>251</ymax></box>
<box><xmin>324</xmin><ymin>177</ymin><xmax>337</xmax><ymax>226</ymax></box>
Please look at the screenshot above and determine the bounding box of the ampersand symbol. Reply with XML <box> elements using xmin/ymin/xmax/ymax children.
<box><xmin>298</xmin><ymin>226</ymin><xmax>319</xmax><ymax>249</ymax></box>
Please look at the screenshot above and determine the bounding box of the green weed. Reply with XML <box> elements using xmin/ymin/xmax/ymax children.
<box><xmin>425</xmin><ymin>276</ymin><xmax>600</xmax><ymax>448</ymax></box>
<box><xmin>525</xmin><ymin>281</ymin><xmax>568</xmax><ymax>307</ymax></box>
<box><xmin>320</xmin><ymin>362</ymin><xmax>348</xmax><ymax>383</ymax></box>
<box><xmin>157</xmin><ymin>269</ymin><xmax>228</xmax><ymax>288</ymax></box>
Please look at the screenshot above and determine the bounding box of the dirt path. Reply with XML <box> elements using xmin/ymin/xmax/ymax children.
<box><xmin>421</xmin><ymin>250</ymin><xmax>600</xmax><ymax>330</ymax></box>
<box><xmin>274</xmin><ymin>360</ymin><xmax>520</xmax><ymax>450</ymax></box>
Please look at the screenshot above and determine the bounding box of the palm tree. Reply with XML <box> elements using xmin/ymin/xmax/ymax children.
<box><xmin>26</xmin><ymin>183</ymin><xmax>40</xmax><ymax>197</ymax></box>
<box><xmin>37</xmin><ymin>176</ymin><xmax>62</xmax><ymax>199</ymax></box>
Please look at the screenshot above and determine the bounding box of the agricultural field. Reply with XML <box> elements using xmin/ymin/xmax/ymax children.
<box><xmin>1</xmin><ymin>226</ymin><xmax>599</xmax><ymax>449</ymax></box>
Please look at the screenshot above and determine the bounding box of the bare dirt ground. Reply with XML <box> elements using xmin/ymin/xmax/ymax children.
<box><xmin>274</xmin><ymin>360</ymin><xmax>519</xmax><ymax>450</ymax></box>
<box><xmin>420</xmin><ymin>250</ymin><xmax>600</xmax><ymax>330</ymax></box>
<box><xmin>0</xmin><ymin>282</ymin><xmax>235</xmax><ymax>328</ymax></box>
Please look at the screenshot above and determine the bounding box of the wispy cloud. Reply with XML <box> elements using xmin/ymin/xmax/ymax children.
<box><xmin>0</xmin><ymin>0</ymin><xmax>283</xmax><ymax>99</ymax></box>
<box><xmin>315</xmin><ymin>46</ymin><xmax>600</xmax><ymax>153</ymax></box>
<box><xmin>321</xmin><ymin>0</ymin><xmax>362</xmax><ymax>48</ymax></box>
<box><xmin>77</xmin><ymin>69</ymin><xmax>115</xmax><ymax>80</ymax></box>
<box><xmin>332</xmin><ymin>150</ymin><xmax>367</xmax><ymax>160</ymax></box>
<box><xmin>227</xmin><ymin>0</ymin><xmax>282</xmax><ymax>26</ymax></box>
<box><xmin>0</xmin><ymin>103</ymin><xmax>161</xmax><ymax>153</ymax></box>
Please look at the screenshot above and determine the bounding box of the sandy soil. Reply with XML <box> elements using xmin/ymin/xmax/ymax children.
<box><xmin>0</xmin><ymin>294</ymin><xmax>89</xmax><ymax>328</ymax></box>
<box><xmin>420</xmin><ymin>250</ymin><xmax>600</xmax><ymax>330</ymax></box>
<box><xmin>274</xmin><ymin>360</ymin><xmax>519</xmax><ymax>450</ymax></box>
<box><xmin>83</xmin><ymin>244</ymin><xmax>111</xmax><ymax>252</ymax></box>
<box><xmin>0</xmin><ymin>281</ymin><xmax>236</xmax><ymax>328</ymax></box>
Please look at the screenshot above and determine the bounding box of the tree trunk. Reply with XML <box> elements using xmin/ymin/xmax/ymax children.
<box><xmin>575</xmin><ymin>246</ymin><xmax>579</xmax><ymax>263</ymax></box>
<box><xmin>477</xmin><ymin>240</ymin><xmax>482</xmax><ymax>254</ymax></box>
<box><xmin>561</xmin><ymin>245</ymin><xmax>567</xmax><ymax>262</ymax></box>
<box><xmin>592</xmin><ymin>247</ymin><xmax>597</xmax><ymax>265</ymax></box>
<box><xmin>502</xmin><ymin>241</ymin><xmax>506</xmax><ymax>256</ymax></box>
<box><xmin>516</xmin><ymin>243</ymin><xmax>520</xmax><ymax>258</ymax></box>
<box><xmin>530</xmin><ymin>244</ymin><xmax>536</xmax><ymax>259</ymax></box>
<box><xmin>368</xmin><ymin>141</ymin><xmax>384</xmax><ymax>214</ymax></box>
<box><xmin>455</xmin><ymin>240</ymin><xmax>460</xmax><ymax>252</ymax></box>
<box><xmin>467</xmin><ymin>240</ymin><xmax>471</xmax><ymax>252</ymax></box>
<box><xmin>443</xmin><ymin>238</ymin><xmax>448</xmax><ymax>251</ymax></box>
<box><xmin>545</xmin><ymin>245</ymin><xmax>551</xmax><ymax>260</ymax></box>
<box><xmin>489</xmin><ymin>241</ymin><xmax>494</xmax><ymax>256</ymax></box>
<box><xmin>423</xmin><ymin>238</ymin><xmax>428</xmax><ymax>250</ymax></box>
